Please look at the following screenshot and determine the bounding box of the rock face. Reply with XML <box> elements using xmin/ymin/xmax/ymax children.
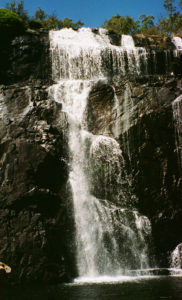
<box><xmin>115</xmin><ymin>76</ymin><xmax>182</xmax><ymax>266</ymax></box>
<box><xmin>86</xmin><ymin>73</ymin><xmax>182</xmax><ymax>266</ymax></box>
<box><xmin>1</xmin><ymin>30</ymin><xmax>182</xmax><ymax>283</ymax></box>
<box><xmin>0</xmin><ymin>31</ymin><xmax>77</xmax><ymax>283</ymax></box>
<box><xmin>0</xmin><ymin>30</ymin><xmax>50</xmax><ymax>85</ymax></box>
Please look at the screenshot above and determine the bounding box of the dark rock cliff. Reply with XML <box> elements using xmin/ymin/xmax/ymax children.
<box><xmin>115</xmin><ymin>76</ymin><xmax>182</xmax><ymax>266</ymax></box>
<box><xmin>87</xmin><ymin>73</ymin><xmax>182</xmax><ymax>266</ymax></box>
<box><xmin>0</xmin><ymin>31</ymin><xmax>77</xmax><ymax>283</ymax></box>
<box><xmin>1</xmin><ymin>30</ymin><xmax>182</xmax><ymax>284</ymax></box>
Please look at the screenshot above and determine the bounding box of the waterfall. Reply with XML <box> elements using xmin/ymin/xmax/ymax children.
<box><xmin>172</xmin><ymin>37</ymin><xmax>182</xmax><ymax>51</ymax></box>
<box><xmin>50</xmin><ymin>28</ymin><xmax>148</xmax><ymax>80</ymax></box>
<box><xmin>171</xmin><ymin>244</ymin><xmax>182</xmax><ymax>269</ymax></box>
<box><xmin>49</xmin><ymin>28</ymin><xmax>152</xmax><ymax>278</ymax></box>
<box><xmin>172</xmin><ymin>37</ymin><xmax>182</xmax><ymax>57</ymax></box>
<box><xmin>172</xmin><ymin>95</ymin><xmax>182</xmax><ymax>169</ymax></box>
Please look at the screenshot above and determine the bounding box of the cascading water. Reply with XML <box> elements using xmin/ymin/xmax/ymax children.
<box><xmin>172</xmin><ymin>95</ymin><xmax>182</xmax><ymax>169</ymax></box>
<box><xmin>172</xmin><ymin>37</ymin><xmax>182</xmax><ymax>51</ymax></box>
<box><xmin>49</xmin><ymin>28</ymin><xmax>152</xmax><ymax>279</ymax></box>
<box><xmin>172</xmin><ymin>37</ymin><xmax>182</xmax><ymax>57</ymax></box>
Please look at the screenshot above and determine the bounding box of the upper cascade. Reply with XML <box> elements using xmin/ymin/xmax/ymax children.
<box><xmin>121</xmin><ymin>35</ymin><xmax>135</xmax><ymax>48</ymax></box>
<box><xmin>172</xmin><ymin>37</ymin><xmax>182</xmax><ymax>51</ymax></box>
<box><xmin>49</xmin><ymin>28</ymin><xmax>148</xmax><ymax>81</ymax></box>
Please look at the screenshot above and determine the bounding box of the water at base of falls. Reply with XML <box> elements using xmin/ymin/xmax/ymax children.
<box><xmin>49</xmin><ymin>28</ymin><xmax>152</xmax><ymax>278</ymax></box>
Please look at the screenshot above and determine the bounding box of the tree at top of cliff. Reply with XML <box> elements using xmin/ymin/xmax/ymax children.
<box><xmin>164</xmin><ymin>0</ymin><xmax>177</xmax><ymax>33</ymax></box>
<box><xmin>103</xmin><ymin>14</ymin><xmax>139</xmax><ymax>35</ymax></box>
<box><xmin>34</xmin><ymin>6</ymin><xmax>47</xmax><ymax>22</ymax></box>
<box><xmin>139</xmin><ymin>14</ymin><xmax>156</xmax><ymax>34</ymax></box>
<box><xmin>5</xmin><ymin>0</ymin><xmax>28</xmax><ymax>22</ymax></box>
<box><xmin>41</xmin><ymin>14</ymin><xmax>84</xmax><ymax>30</ymax></box>
<box><xmin>33</xmin><ymin>6</ymin><xmax>84</xmax><ymax>30</ymax></box>
<box><xmin>0</xmin><ymin>8</ymin><xmax>25</xmax><ymax>41</ymax></box>
<box><xmin>158</xmin><ymin>0</ymin><xmax>182</xmax><ymax>35</ymax></box>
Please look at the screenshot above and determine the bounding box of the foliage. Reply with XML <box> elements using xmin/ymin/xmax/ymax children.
<box><xmin>42</xmin><ymin>16</ymin><xmax>60</xmax><ymax>29</ymax></box>
<box><xmin>4</xmin><ymin>0</ymin><xmax>182</xmax><ymax>37</ymax></box>
<box><xmin>4</xmin><ymin>1</ymin><xmax>84</xmax><ymax>31</ymax></box>
<box><xmin>139</xmin><ymin>14</ymin><xmax>155</xmax><ymax>33</ymax></box>
<box><xmin>103</xmin><ymin>1</ymin><xmax>182</xmax><ymax>36</ymax></box>
<box><xmin>41</xmin><ymin>15</ymin><xmax>84</xmax><ymax>30</ymax></box>
<box><xmin>164</xmin><ymin>0</ymin><xmax>176</xmax><ymax>15</ymax></box>
<box><xmin>160</xmin><ymin>0</ymin><xmax>182</xmax><ymax>35</ymax></box>
<box><xmin>34</xmin><ymin>7</ymin><xmax>47</xmax><ymax>22</ymax></box>
<box><xmin>28</xmin><ymin>19</ymin><xmax>42</xmax><ymax>30</ymax></box>
<box><xmin>5</xmin><ymin>0</ymin><xmax>28</xmax><ymax>22</ymax></box>
<box><xmin>0</xmin><ymin>8</ymin><xmax>25</xmax><ymax>40</ymax></box>
<box><xmin>60</xmin><ymin>18</ymin><xmax>84</xmax><ymax>30</ymax></box>
<box><xmin>103</xmin><ymin>14</ymin><xmax>139</xmax><ymax>35</ymax></box>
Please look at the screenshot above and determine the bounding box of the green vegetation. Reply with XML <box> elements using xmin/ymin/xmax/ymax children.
<box><xmin>103</xmin><ymin>15</ymin><xmax>139</xmax><ymax>35</ymax></box>
<box><xmin>158</xmin><ymin>0</ymin><xmax>182</xmax><ymax>34</ymax></box>
<box><xmin>41</xmin><ymin>15</ymin><xmax>84</xmax><ymax>30</ymax></box>
<box><xmin>0</xmin><ymin>8</ymin><xmax>25</xmax><ymax>40</ymax></box>
<box><xmin>1</xmin><ymin>0</ymin><xmax>182</xmax><ymax>39</ymax></box>
<box><xmin>3</xmin><ymin>0</ymin><xmax>84</xmax><ymax>31</ymax></box>
<box><xmin>5</xmin><ymin>0</ymin><xmax>28</xmax><ymax>22</ymax></box>
<box><xmin>104</xmin><ymin>0</ymin><xmax>182</xmax><ymax>36</ymax></box>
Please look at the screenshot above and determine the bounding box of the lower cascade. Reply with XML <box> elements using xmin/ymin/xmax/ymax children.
<box><xmin>49</xmin><ymin>28</ymin><xmax>153</xmax><ymax>278</ymax></box>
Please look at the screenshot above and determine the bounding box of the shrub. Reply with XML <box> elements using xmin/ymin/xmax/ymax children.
<box><xmin>0</xmin><ymin>8</ymin><xmax>25</xmax><ymax>41</ymax></box>
<box><xmin>103</xmin><ymin>15</ymin><xmax>139</xmax><ymax>35</ymax></box>
<box><xmin>28</xmin><ymin>19</ymin><xmax>42</xmax><ymax>30</ymax></box>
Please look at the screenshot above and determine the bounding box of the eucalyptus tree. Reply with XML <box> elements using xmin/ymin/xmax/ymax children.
<box><xmin>103</xmin><ymin>14</ymin><xmax>139</xmax><ymax>35</ymax></box>
<box><xmin>5</xmin><ymin>0</ymin><xmax>28</xmax><ymax>22</ymax></box>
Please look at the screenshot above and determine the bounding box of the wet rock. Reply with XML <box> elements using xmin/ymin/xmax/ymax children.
<box><xmin>107</xmin><ymin>31</ymin><xmax>121</xmax><ymax>46</ymax></box>
<box><xmin>0</xmin><ymin>31</ymin><xmax>51</xmax><ymax>85</ymax></box>
<box><xmin>0</xmin><ymin>32</ymin><xmax>76</xmax><ymax>284</ymax></box>
<box><xmin>0</xmin><ymin>262</ymin><xmax>11</xmax><ymax>275</ymax></box>
<box><xmin>85</xmin><ymin>74</ymin><xmax>182</xmax><ymax>266</ymax></box>
<box><xmin>92</xmin><ymin>28</ymin><xmax>99</xmax><ymax>34</ymax></box>
<box><xmin>133</xmin><ymin>35</ymin><xmax>175</xmax><ymax>51</ymax></box>
<box><xmin>87</xmin><ymin>82</ymin><xmax>114</xmax><ymax>135</ymax></box>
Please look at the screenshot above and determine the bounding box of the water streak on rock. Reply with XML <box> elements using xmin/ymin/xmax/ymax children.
<box><xmin>172</xmin><ymin>95</ymin><xmax>182</xmax><ymax>170</ymax></box>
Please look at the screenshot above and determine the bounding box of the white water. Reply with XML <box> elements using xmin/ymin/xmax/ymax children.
<box><xmin>172</xmin><ymin>37</ymin><xmax>182</xmax><ymax>58</ymax></box>
<box><xmin>172</xmin><ymin>95</ymin><xmax>182</xmax><ymax>169</ymax></box>
<box><xmin>171</xmin><ymin>244</ymin><xmax>182</xmax><ymax>269</ymax></box>
<box><xmin>172</xmin><ymin>37</ymin><xmax>182</xmax><ymax>51</ymax></box>
<box><xmin>49</xmin><ymin>28</ymin><xmax>152</xmax><ymax>278</ymax></box>
<box><xmin>50</xmin><ymin>28</ymin><xmax>148</xmax><ymax>80</ymax></box>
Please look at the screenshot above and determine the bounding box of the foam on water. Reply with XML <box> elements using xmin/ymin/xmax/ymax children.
<box><xmin>74</xmin><ymin>275</ymin><xmax>143</xmax><ymax>284</ymax></box>
<box><xmin>72</xmin><ymin>268</ymin><xmax>182</xmax><ymax>285</ymax></box>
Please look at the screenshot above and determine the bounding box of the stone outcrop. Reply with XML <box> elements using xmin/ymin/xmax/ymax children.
<box><xmin>133</xmin><ymin>35</ymin><xmax>175</xmax><ymax>50</ymax></box>
<box><xmin>0</xmin><ymin>30</ymin><xmax>51</xmax><ymax>85</ymax></box>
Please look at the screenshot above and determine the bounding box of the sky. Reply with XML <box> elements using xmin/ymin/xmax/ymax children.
<box><xmin>0</xmin><ymin>0</ymin><xmax>180</xmax><ymax>27</ymax></box>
